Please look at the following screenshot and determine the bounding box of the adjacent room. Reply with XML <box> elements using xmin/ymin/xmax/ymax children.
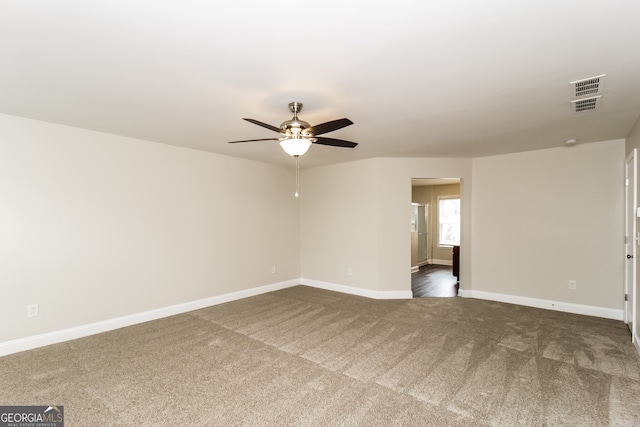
<box><xmin>411</xmin><ymin>178</ymin><xmax>461</xmax><ymax>297</ymax></box>
<box><xmin>1</xmin><ymin>1</ymin><xmax>640</xmax><ymax>425</ymax></box>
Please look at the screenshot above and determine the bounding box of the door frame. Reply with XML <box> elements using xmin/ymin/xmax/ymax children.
<box><xmin>625</xmin><ymin>149</ymin><xmax>637</xmax><ymax>342</ymax></box>
<box><xmin>411</xmin><ymin>178</ymin><xmax>462</xmax><ymax>295</ymax></box>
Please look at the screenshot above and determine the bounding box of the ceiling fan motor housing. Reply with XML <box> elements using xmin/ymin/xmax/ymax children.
<box><xmin>281</xmin><ymin>102</ymin><xmax>310</xmax><ymax>138</ymax></box>
<box><xmin>280</xmin><ymin>118</ymin><xmax>310</xmax><ymax>135</ymax></box>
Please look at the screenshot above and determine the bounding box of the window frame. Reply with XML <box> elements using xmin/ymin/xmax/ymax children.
<box><xmin>437</xmin><ymin>195</ymin><xmax>460</xmax><ymax>248</ymax></box>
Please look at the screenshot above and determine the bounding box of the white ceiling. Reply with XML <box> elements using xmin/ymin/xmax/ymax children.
<box><xmin>1</xmin><ymin>1</ymin><xmax>639</xmax><ymax>169</ymax></box>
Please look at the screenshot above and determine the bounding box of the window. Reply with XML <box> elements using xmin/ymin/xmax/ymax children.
<box><xmin>438</xmin><ymin>197</ymin><xmax>460</xmax><ymax>246</ymax></box>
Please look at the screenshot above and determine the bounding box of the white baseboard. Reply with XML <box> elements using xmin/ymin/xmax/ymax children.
<box><xmin>429</xmin><ymin>259</ymin><xmax>453</xmax><ymax>266</ymax></box>
<box><xmin>300</xmin><ymin>278</ymin><xmax>413</xmax><ymax>300</ymax></box>
<box><xmin>634</xmin><ymin>332</ymin><xmax>640</xmax><ymax>356</ymax></box>
<box><xmin>6</xmin><ymin>281</ymin><xmax>623</xmax><ymax>358</ymax></box>
<box><xmin>1</xmin><ymin>278</ymin><xmax>415</xmax><ymax>357</ymax></box>
<box><xmin>0</xmin><ymin>279</ymin><xmax>299</xmax><ymax>357</ymax></box>
<box><xmin>458</xmin><ymin>289</ymin><xmax>623</xmax><ymax>321</ymax></box>
<box><xmin>410</xmin><ymin>266</ymin><xmax>419</xmax><ymax>273</ymax></box>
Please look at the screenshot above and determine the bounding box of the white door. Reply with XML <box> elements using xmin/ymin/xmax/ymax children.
<box><xmin>625</xmin><ymin>149</ymin><xmax>636</xmax><ymax>340</ymax></box>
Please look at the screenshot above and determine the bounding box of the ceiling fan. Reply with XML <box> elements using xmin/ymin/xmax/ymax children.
<box><xmin>228</xmin><ymin>102</ymin><xmax>357</xmax><ymax>157</ymax></box>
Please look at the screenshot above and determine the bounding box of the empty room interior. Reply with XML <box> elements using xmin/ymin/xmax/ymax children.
<box><xmin>1</xmin><ymin>1</ymin><xmax>640</xmax><ymax>425</ymax></box>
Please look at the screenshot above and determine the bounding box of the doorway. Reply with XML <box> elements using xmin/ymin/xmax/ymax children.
<box><xmin>625</xmin><ymin>149</ymin><xmax>637</xmax><ymax>341</ymax></box>
<box><xmin>411</xmin><ymin>178</ymin><xmax>461</xmax><ymax>297</ymax></box>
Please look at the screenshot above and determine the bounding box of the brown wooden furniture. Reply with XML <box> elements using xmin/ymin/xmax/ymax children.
<box><xmin>452</xmin><ymin>245</ymin><xmax>460</xmax><ymax>281</ymax></box>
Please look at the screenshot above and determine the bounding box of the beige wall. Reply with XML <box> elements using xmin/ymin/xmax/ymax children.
<box><xmin>0</xmin><ymin>114</ymin><xmax>300</xmax><ymax>343</ymax></box>
<box><xmin>412</xmin><ymin>183</ymin><xmax>461</xmax><ymax>264</ymax></box>
<box><xmin>301</xmin><ymin>157</ymin><xmax>472</xmax><ymax>294</ymax></box>
<box><xmin>625</xmin><ymin>116</ymin><xmax>640</xmax><ymax>158</ymax></box>
<box><xmin>300</xmin><ymin>159</ymin><xmax>380</xmax><ymax>290</ymax></box>
<box><xmin>2</xmin><ymin>110</ymin><xmax>629</xmax><ymax>347</ymax></box>
<box><xmin>471</xmin><ymin>139</ymin><xmax>625</xmax><ymax>309</ymax></box>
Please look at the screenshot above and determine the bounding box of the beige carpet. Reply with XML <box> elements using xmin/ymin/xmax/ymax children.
<box><xmin>1</xmin><ymin>286</ymin><xmax>640</xmax><ymax>426</ymax></box>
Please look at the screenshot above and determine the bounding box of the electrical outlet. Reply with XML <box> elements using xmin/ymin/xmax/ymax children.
<box><xmin>568</xmin><ymin>280</ymin><xmax>577</xmax><ymax>290</ymax></box>
<box><xmin>27</xmin><ymin>304</ymin><xmax>39</xmax><ymax>317</ymax></box>
<box><xmin>271</xmin><ymin>266</ymin><xmax>276</xmax><ymax>274</ymax></box>
<box><xmin>347</xmin><ymin>268</ymin><xmax>353</xmax><ymax>276</ymax></box>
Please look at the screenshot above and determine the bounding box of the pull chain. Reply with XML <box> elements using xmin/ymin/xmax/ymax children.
<box><xmin>294</xmin><ymin>155</ymin><xmax>300</xmax><ymax>198</ymax></box>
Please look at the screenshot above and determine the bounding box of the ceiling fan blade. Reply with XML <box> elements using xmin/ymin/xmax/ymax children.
<box><xmin>305</xmin><ymin>118</ymin><xmax>353</xmax><ymax>136</ymax></box>
<box><xmin>313</xmin><ymin>136</ymin><xmax>358</xmax><ymax>148</ymax></box>
<box><xmin>228</xmin><ymin>138</ymin><xmax>281</xmax><ymax>143</ymax></box>
<box><xmin>243</xmin><ymin>118</ymin><xmax>282</xmax><ymax>133</ymax></box>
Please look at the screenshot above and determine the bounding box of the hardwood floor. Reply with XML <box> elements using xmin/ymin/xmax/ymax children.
<box><xmin>411</xmin><ymin>264</ymin><xmax>458</xmax><ymax>298</ymax></box>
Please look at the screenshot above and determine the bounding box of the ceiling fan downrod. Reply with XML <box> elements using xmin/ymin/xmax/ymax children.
<box><xmin>288</xmin><ymin>101</ymin><xmax>303</xmax><ymax>117</ymax></box>
<box><xmin>281</xmin><ymin>102</ymin><xmax>310</xmax><ymax>138</ymax></box>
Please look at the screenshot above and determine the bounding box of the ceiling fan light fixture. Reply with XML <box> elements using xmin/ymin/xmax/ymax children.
<box><xmin>280</xmin><ymin>137</ymin><xmax>312</xmax><ymax>157</ymax></box>
<box><xmin>229</xmin><ymin>103</ymin><xmax>357</xmax><ymax>198</ymax></box>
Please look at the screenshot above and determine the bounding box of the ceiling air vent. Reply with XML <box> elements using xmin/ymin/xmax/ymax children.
<box><xmin>570</xmin><ymin>74</ymin><xmax>605</xmax><ymax>98</ymax></box>
<box><xmin>571</xmin><ymin>95</ymin><xmax>601</xmax><ymax>113</ymax></box>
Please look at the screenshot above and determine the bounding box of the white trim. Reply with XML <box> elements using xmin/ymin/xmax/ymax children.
<box><xmin>436</xmin><ymin>195</ymin><xmax>461</xmax><ymax>247</ymax></box>
<box><xmin>459</xmin><ymin>289</ymin><xmax>623</xmax><ymax>320</ymax></box>
<box><xmin>300</xmin><ymin>278</ymin><xmax>413</xmax><ymax>300</ymax></box>
<box><xmin>3</xmin><ymin>280</ymin><xmax>623</xmax><ymax>358</ymax></box>
<box><xmin>429</xmin><ymin>259</ymin><xmax>453</xmax><ymax>266</ymax></box>
<box><xmin>410</xmin><ymin>266</ymin><xmax>420</xmax><ymax>273</ymax></box>
<box><xmin>634</xmin><ymin>332</ymin><xmax>640</xmax><ymax>356</ymax></box>
<box><xmin>0</xmin><ymin>278</ymin><xmax>414</xmax><ymax>357</ymax></box>
<box><xmin>625</xmin><ymin>149</ymin><xmax>637</xmax><ymax>347</ymax></box>
<box><xmin>0</xmin><ymin>279</ymin><xmax>299</xmax><ymax>357</ymax></box>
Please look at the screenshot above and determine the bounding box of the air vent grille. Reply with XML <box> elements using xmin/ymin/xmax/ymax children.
<box><xmin>570</xmin><ymin>74</ymin><xmax>605</xmax><ymax>98</ymax></box>
<box><xmin>571</xmin><ymin>96</ymin><xmax>601</xmax><ymax>113</ymax></box>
